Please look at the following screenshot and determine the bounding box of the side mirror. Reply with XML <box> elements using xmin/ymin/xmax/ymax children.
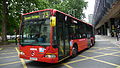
<box><xmin>50</xmin><ymin>16</ymin><xmax>56</xmax><ymax>27</ymax></box>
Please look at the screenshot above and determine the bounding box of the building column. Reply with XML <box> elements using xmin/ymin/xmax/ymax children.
<box><xmin>104</xmin><ymin>23</ymin><xmax>107</xmax><ymax>35</ymax></box>
<box><xmin>102</xmin><ymin>25</ymin><xmax>105</xmax><ymax>35</ymax></box>
<box><xmin>110</xmin><ymin>18</ymin><xmax>116</xmax><ymax>37</ymax></box>
<box><xmin>107</xmin><ymin>21</ymin><xmax>111</xmax><ymax>36</ymax></box>
<box><xmin>115</xmin><ymin>19</ymin><xmax>120</xmax><ymax>40</ymax></box>
<box><xmin>101</xmin><ymin>26</ymin><xmax>104</xmax><ymax>35</ymax></box>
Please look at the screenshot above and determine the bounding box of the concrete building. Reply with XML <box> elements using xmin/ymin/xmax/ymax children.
<box><xmin>88</xmin><ymin>14</ymin><xmax>93</xmax><ymax>25</ymax></box>
<box><xmin>93</xmin><ymin>0</ymin><xmax>120</xmax><ymax>37</ymax></box>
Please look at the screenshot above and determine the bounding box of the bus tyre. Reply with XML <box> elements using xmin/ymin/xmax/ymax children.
<box><xmin>71</xmin><ymin>46</ymin><xmax>78</xmax><ymax>57</ymax></box>
<box><xmin>88</xmin><ymin>42</ymin><xmax>92</xmax><ymax>48</ymax></box>
<box><xmin>90</xmin><ymin>41</ymin><xmax>93</xmax><ymax>47</ymax></box>
<box><xmin>91</xmin><ymin>40</ymin><xmax>95</xmax><ymax>46</ymax></box>
<box><xmin>88</xmin><ymin>44</ymin><xmax>91</xmax><ymax>48</ymax></box>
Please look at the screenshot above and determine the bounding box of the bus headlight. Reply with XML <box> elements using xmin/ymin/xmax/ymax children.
<box><xmin>20</xmin><ymin>51</ymin><xmax>25</xmax><ymax>55</ymax></box>
<box><xmin>45</xmin><ymin>54</ymin><xmax>56</xmax><ymax>58</ymax></box>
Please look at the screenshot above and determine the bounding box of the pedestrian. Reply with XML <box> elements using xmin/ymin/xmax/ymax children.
<box><xmin>117</xmin><ymin>33</ymin><xmax>120</xmax><ymax>41</ymax></box>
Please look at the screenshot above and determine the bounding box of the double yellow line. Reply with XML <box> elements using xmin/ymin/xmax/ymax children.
<box><xmin>79</xmin><ymin>55</ymin><xmax>120</xmax><ymax>67</ymax></box>
<box><xmin>15</xmin><ymin>47</ymin><xmax>27</xmax><ymax>68</ymax></box>
<box><xmin>0</xmin><ymin>61</ymin><xmax>21</xmax><ymax>66</ymax></box>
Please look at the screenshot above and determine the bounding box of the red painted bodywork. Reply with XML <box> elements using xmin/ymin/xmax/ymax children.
<box><xmin>69</xmin><ymin>38</ymin><xmax>88</xmax><ymax>56</ymax></box>
<box><xmin>19</xmin><ymin>45</ymin><xmax>58</xmax><ymax>63</ymax></box>
<box><xmin>19</xmin><ymin>9</ymin><xmax>95</xmax><ymax>63</ymax></box>
<box><xmin>20</xmin><ymin>9</ymin><xmax>59</xmax><ymax>63</ymax></box>
<box><xmin>90</xmin><ymin>37</ymin><xmax>95</xmax><ymax>44</ymax></box>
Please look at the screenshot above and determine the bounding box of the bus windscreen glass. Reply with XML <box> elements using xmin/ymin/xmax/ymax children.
<box><xmin>20</xmin><ymin>11</ymin><xmax>51</xmax><ymax>46</ymax></box>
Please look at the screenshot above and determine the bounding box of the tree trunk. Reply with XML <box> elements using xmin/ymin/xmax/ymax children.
<box><xmin>1</xmin><ymin>0</ymin><xmax>8</xmax><ymax>42</ymax></box>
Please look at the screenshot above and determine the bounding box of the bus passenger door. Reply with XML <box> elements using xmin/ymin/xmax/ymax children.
<box><xmin>56</xmin><ymin>21</ymin><xmax>70</xmax><ymax>60</ymax></box>
<box><xmin>56</xmin><ymin>21</ymin><xmax>65</xmax><ymax>60</ymax></box>
<box><xmin>63</xmin><ymin>22</ymin><xmax>70</xmax><ymax>56</ymax></box>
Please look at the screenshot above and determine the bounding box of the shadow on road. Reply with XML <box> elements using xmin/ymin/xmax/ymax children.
<box><xmin>25</xmin><ymin>58</ymin><xmax>72</xmax><ymax>68</ymax></box>
<box><xmin>25</xmin><ymin>49</ymin><xmax>88</xmax><ymax>68</ymax></box>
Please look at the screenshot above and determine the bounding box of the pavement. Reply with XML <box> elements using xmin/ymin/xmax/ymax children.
<box><xmin>95</xmin><ymin>35</ymin><xmax>120</xmax><ymax>46</ymax></box>
<box><xmin>0</xmin><ymin>35</ymin><xmax>120</xmax><ymax>68</ymax></box>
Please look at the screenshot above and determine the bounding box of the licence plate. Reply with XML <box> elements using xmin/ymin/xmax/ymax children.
<box><xmin>30</xmin><ymin>57</ymin><xmax>37</xmax><ymax>60</ymax></box>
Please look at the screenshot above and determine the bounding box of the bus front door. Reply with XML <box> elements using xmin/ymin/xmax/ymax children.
<box><xmin>57</xmin><ymin>21</ymin><xmax>70</xmax><ymax>60</ymax></box>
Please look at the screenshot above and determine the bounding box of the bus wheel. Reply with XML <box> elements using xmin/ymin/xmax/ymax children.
<box><xmin>88</xmin><ymin>42</ymin><xmax>92</xmax><ymax>48</ymax></box>
<box><xmin>88</xmin><ymin>44</ymin><xmax>91</xmax><ymax>48</ymax></box>
<box><xmin>91</xmin><ymin>40</ymin><xmax>95</xmax><ymax>47</ymax></box>
<box><xmin>71</xmin><ymin>46</ymin><xmax>78</xmax><ymax>57</ymax></box>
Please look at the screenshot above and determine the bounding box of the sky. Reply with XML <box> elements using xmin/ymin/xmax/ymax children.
<box><xmin>83</xmin><ymin>0</ymin><xmax>95</xmax><ymax>23</ymax></box>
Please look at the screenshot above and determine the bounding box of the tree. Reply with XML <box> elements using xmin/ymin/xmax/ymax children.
<box><xmin>0</xmin><ymin>0</ymin><xmax>40</xmax><ymax>41</ymax></box>
<box><xmin>1</xmin><ymin>0</ymin><xmax>8</xmax><ymax>41</ymax></box>
<box><xmin>44</xmin><ymin>0</ymin><xmax>87</xmax><ymax>19</ymax></box>
<box><xmin>0</xmin><ymin>0</ymin><xmax>87</xmax><ymax>41</ymax></box>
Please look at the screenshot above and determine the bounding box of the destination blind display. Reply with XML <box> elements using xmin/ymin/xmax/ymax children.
<box><xmin>23</xmin><ymin>11</ymin><xmax>50</xmax><ymax>22</ymax></box>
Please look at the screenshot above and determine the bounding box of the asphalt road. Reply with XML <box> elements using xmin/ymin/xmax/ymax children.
<box><xmin>0</xmin><ymin>39</ymin><xmax>120</xmax><ymax>68</ymax></box>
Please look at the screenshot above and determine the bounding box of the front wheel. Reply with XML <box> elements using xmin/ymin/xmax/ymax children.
<box><xmin>71</xmin><ymin>46</ymin><xmax>78</xmax><ymax>57</ymax></box>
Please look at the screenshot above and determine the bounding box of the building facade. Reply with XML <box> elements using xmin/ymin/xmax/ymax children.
<box><xmin>93</xmin><ymin>0</ymin><xmax>120</xmax><ymax>37</ymax></box>
<box><xmin>88</xmin><ymin>14</ymin><xmax>93</xmax><ymax>25</ymax></box>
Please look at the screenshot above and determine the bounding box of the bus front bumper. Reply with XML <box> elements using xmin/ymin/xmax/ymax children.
<box><xmin>19</xmin><ymin>54</ymin><xmax>58</xmax><ymax>63</ymax></box>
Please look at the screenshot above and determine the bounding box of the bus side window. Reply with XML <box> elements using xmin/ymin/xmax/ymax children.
<box><xmin>87</xmin><ymin>34</ymin><xmax>91</xmax><ymax>38</ymax></box>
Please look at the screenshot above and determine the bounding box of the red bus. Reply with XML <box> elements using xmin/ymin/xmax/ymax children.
<box><xmin>19</xmin><ymin>9</ymin><xmax>95</xmax><ymax>63</ymax></box>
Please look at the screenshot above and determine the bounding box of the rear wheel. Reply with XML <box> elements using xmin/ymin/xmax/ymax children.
<box><xmin>91</xmin><ymin>40</ymin><xmax>95</xmax><ymax>46</ymax></box>
<box><xmin>88</xmin><ymin>40</ymin><xmax>93</xmax><ymax>48</ymax></box>
<box><xmin>71</xmin><ymin>46</ymin><xmax>78</xmax><ymax>57</ymax></box>
<box><xmin>88</xmin><ymin>40</ymin><xmax>95</xmax><ymax>48</ymax></box>
<box><xmin>88</xmin><ymin>44</ymin><xmax>91</xmax><ymax>48</ymax></box>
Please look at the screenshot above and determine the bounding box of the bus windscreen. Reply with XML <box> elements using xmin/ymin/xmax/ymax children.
<box><xmin>20</xmin><ymin>11</ymin><xmax>51</xmax><ymax>46</ymax></box>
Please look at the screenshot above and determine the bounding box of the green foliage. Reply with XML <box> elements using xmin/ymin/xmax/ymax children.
<box><xmin>0</xmin><ymin>0</ymin><xmax>87</xmax><ymax>35</ymax></box>
<box><xmin>45</xmin><ymin>0</ymin><xmax>88</xmax><ymax>19</ymax></box>
<box><xmin>0</xmin><ymin>13</ymin><xmax>1</xmax><ymax>30</ymax></box>
<box><xmin>1</xmin><ymin>0</ymin><xmax>40</xmax><ymax>35</ymax></box>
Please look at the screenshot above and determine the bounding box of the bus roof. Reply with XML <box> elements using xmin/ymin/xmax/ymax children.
<box><xmin>56</xmin><ymin>10</ymin><xmax>93</xmax><ymax>27</ymax></box>
<box><xmin>22</xmin><ymin>9</ymin><xmax>52</xmax><ymax>15</ymax></box>
<box><xmin>22</xmin><ymin>9</ymin><xmax>93</xmax><ymax>27</ymax></box>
